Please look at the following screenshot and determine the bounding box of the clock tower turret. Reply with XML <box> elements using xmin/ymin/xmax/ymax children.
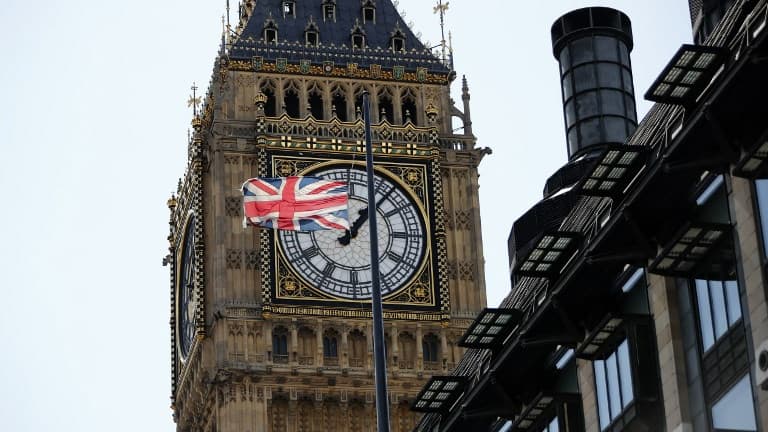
<box><xmin>168</xmin><ymin>1</ymin><xmax>489</xmax><ymax>430</ymax></box>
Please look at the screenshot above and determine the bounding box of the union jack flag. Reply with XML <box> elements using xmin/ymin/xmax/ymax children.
<box><xmin>242</xmin><ymin>176</ymin><xmax>350</xmax><ymax>231</ymax></box>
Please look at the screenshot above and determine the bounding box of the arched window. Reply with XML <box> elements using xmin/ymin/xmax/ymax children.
<box><xmin>331</xmin><ymin>85</ymin><xmax>347</xmax><ymax>121</ymax></box>
<box><xmin>349</xmin><ymin>329</ymin><xmax>366</xmax><ymax>368</ymax></box>
<box><xmin>398</xmin><ymin>331</ymin><xmax>416</xmax><ymax>369</ymax></box>
<box><xmin>283</xmin><ymin>82</ymin><xmax>300</xmax><ymax>118</ymax></box>
<box><xmin>308</xmin><ymin>83</ymin><xmax>324</xmax><ymax>119</ymax></box>
<box><xmin>322</xmin><ymin>0</ymin><xmax>336</xmax><ymax>22</ymax></box>
<box><xmin>401</xmin><ymin>88</ymin><xmax>418</xmax><ymax>125</ymax></box>
<box><xmin>260</xmin><ymin>80</ymin><xmax>277</xmax><ymax>117</ymax></box>
<box><xmin>323</xmin><ymin>329</ymin><xmax>339</xmax><ymax>365</ymax></box>
<box><xmin>422</xmin><ymin>333</ymin><xmax>440</xmax><ymax>364</ymax></box>
<box><xmin>263</xmin><ymin>21</ymin><xmax>278</xmax><ymax>44</ymax></box>
<box><xmin>378</xmin><ymin>88</ymin><xmax>393</xmax><ymax>123</ymax></box>
<box><xmin>272</xmin><ymin>326</ymin><xmax>289</xmax><ymax>363</ymax></box>
<box><xmin>297</xmin><ymin>327</ymin><xmax>315</xmax><ymax>365</ymax></box>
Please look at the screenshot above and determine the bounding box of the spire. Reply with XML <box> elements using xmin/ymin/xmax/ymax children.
<box><xmin>432</xmin><ymin>0</ymin><xmax>449</xmax><ymax>65</ymax></box>
<box><xmin>461</xmin><ymin>75</ymin><xmax>473</xmax><ymax>135</ymax></box>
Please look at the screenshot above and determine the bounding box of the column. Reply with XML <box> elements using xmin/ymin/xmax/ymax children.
<box><xmin>316</xmin><ymin>319</ymin><xmax>324</xmax><ymax>367</ymax></box>
<box><xmin>415</xmin><ymin>324</ymin><xmax>423</xmax><ymax>370</ymax></box>
<box><xmin>291</xmin><ymin>320</ymin><xmax>298</xmax><ymax>364</ymax></box>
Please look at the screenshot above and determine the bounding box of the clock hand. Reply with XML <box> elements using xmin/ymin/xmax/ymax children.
<box><xmin>338</xmin><ymin>208</ymin><xmax>369</xmax><ymax>245</ymax></box>
<box><xmin>338</xmin><ymin>187</ymin><xmax>397</xmax><ymax>245</ymax></box>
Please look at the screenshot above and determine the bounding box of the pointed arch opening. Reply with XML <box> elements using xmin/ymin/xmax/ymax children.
<box><xmin>260</xmin><ymin>80</ymin><xmax>277</xmax><ymax>117</ymax></box>
<box><xmin>401</xmin><ymin>88</ymin><xmax>418</xmax><ymax>125</ymax></box>
<box><xmin>308</xmin><ymin>83</ymin><xmax>324</xmax><ymax>119</ymax></box>
<box><xmin>377</xmin><ymin>87</ymin><xmax>394</xmax><ymax>123</ymax></box>
<box><xmin>331</xmin><ymin>85</ymin><xmax>348</xmax><ymax>122</ymax></box>
<box><xmin>283</xmin><ymin>81</ymin><xmax>300</xmax><ymax>118</ymax></box>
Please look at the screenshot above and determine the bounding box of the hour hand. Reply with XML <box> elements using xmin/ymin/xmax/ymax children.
<box><xmin>338</xmin><ymin>208</ymin><xmax>369</xmax><ymax>245</ymax></box>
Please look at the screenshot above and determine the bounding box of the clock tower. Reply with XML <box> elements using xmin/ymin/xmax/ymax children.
<box><xmin>167</xmin><ymin>1</ymin><xmax>488</xmax><ymax>431</ymax></box>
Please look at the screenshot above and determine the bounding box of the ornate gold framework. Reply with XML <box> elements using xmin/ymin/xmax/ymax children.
<box><xmin>259</xmin><ymin>144</ymin><xmax>449</xmax><ymax>321</ymax></box>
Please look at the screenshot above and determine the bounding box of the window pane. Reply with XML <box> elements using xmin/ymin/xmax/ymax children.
<box><xmin>696</xmin><ymin>279</ymin><xmax>715</xmax><ymax>351</ymax></box>
<box><xmin>547</xmin><ymin>417</ymin><xmax>560</xmax><ymax>432</ymax></box>
<box><xmin>574</xmin><ymin>65</ymin><xmax>597</xmax><ymax>93</ymax></box>
<box><xmin>594</xmin><ymin>360</ymin><xmax>611</xmax><ymax>430</ymax></box>
<box><xmin>756</xmin><ymin>180</ymin><xmax>768</xmax><ymax>252</ymax></box>
<box><xmin>725</xmin><ymin>280</ymin><xmax>742</xmax><ymax>326</ymax></box>
<box><xmin>617</xmin><ymin>340</ymin><xmax>634</xmax><ymax>408</ymax></box>
<box><xmin>604</xmin><ymin>117</ymin><xmax>627</xmax><ymax>144</ymax></box>
<box><xmin>580</xmin><ymin>118</ymin><xmax>601</xmax><ymax>147</ymax></box>
<box><xmin>597</xmin><ymin>64</ymin><xmax>622</xmax><ymax>89</ymax></box>
<box><xmin>560</xmin><ymin>46</ymin><xmax>571</xmax><ymax>75</ymax></box>
<box><xmin>606</xmin><ymin>352</ymin><xmax>622</xmax><ymax>418</ymax></box>
<box><xmin>563</xmin><ymin>73</ymin><xmax>574</xmax><ymax>101</ymax></box>
<box><xmin>712</xmin><ymin>375</ymin><xmax>757</xmax><ymax>430</ymax></box>
<box><xmin>622</xmin><ymin>68</ymin><xmax>634</xmax><ymax>94</ymax></box>
<box><xmin>595</xmin><ymin>36</ymin><xmax>619</xmax><ymax>61</ymax></box>
<box><xmin>710</xmin><ymin>280</ymin><xmax>728</xmax><ymax>340</ymax></box>
<box><xmin>601</xmin><ymin>90</ymin><xmax>626</xmax><ymax>116</ymax></box>
<box><xmin>571</xmin><ymin>37</ymin><xmax>594</xmax><ymax>65</ymax></box>
<box><xmin>575</xmin><ymin>91</ymin><xmax>599</xmax><ymax>118</ymax></box>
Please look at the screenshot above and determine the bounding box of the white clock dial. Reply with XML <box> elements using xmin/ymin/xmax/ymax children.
<box><xmin>278</xmin><ymin>166</ymin><xmax>426</xmax><ymax>299</ymax></box>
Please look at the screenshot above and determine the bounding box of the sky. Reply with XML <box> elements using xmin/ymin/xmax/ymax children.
<box><xmin>0</xmin><ymin>1</ymin><xmax>691</xmax><ymax>430</ymax></box>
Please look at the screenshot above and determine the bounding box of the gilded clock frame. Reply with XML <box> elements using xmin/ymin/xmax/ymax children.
<box><xmin>259</xmin><ymin>146</ymin><xmax>449</xmax><ymax>321</ymax></box>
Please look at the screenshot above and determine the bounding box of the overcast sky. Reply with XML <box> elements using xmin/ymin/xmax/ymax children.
<box><xmin>0</xmin><ymin>1</ymin><xmax>690</xmax><ymax>430</ymax></box>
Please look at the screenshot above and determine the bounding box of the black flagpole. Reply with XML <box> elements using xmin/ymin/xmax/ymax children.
<box><xmin>362</xmin><ymin>91</ymin><xmax>391</xmax><ymax>431</ymax></box>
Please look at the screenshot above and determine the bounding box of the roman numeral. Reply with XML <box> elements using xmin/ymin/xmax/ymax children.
<box><xmin>392</xmin><ymin>231</ymin><xmax>421</xmax><ymax>239</ymax></box>
<box><xmin>302</xmin><ymin>246</ymin><xmax>319</xmax><ymax>259</ymax></box>
<box><xmin>323</xmin><ymin>262</ymin><xmax>335</xmax><ymax>277</ymax></box>
<box><xmin>386</xmin><ymin>251</ymin><xmax>402</xmax><ymax>263</ymax></box>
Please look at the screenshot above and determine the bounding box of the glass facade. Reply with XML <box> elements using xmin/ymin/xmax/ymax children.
<box><xmin>594</xmin><ymin>339</ymin><xmax>634</xmax><ymax>430</ymax></box>
<box><xmin>711</xmin><ymin>375</ymin><xmax>757</xmax><ymax>430</ymax></box>
<box><xmin>754</xmin><ymin>180</ymin><xmax>768</xmax><ymax>254</ymax></box>
<box><xmin>694</xmin><ymin>279</ymin><xmax>741</xmax><ymax>351</ymax></box>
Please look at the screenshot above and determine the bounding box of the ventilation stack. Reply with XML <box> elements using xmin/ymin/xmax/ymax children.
<box><xmin>551</xmin><ymin>7</ymin><xmax>637</xmax><ymax>161</ymax></box>
<box><xmin>508</xmin><ymin>7</ymin><xmax>639</xmax><ymax>287</ymax></box>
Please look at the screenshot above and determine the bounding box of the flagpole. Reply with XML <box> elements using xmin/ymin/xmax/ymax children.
<box><xmin>362</xmin><ymin>91</ymin><xmax>391</xmax><ymax>432</ymax></box>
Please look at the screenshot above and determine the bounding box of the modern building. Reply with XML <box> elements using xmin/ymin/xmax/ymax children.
<box><xmin>414</xmin><ymin>0</ymin><xmax>768</xmax><ymax>431</ymax></box>
<box><xmin>166</xmin><ymin>1</ymin><xmax>489</xmax><ymax>431</ymax></box>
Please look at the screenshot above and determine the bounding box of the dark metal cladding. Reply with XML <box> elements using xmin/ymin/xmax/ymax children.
<box><xmin>689</xmin><ymin>0</ymin><xmax>737</xmax><ymax>43</ymax></box>
<box><xmin>551</xmin><ymin>7</ymin><xmax>638</xmax><ymax>160</ymax></box>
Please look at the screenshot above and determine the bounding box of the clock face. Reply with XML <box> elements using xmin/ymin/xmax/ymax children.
<box><xmin>177</xmin><ymin>217</ymin><xmax>197</xmax><ymax>360</ymax></box>
<box><xmin>277</xmin><ymin>166</ymin><xmax>427</xmax><ymax>300</ymax></box>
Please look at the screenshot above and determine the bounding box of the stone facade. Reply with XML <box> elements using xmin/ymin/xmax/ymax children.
<box><xmin>167</xmin><ymin>1</ymin><xmax>489</xmax><ymax>431</ymax></box>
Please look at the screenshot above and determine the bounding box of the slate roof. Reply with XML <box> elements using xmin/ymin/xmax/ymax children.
<box><xmin>230</xmin><ymin>0</ymin><xmax>450</xmax><ymax>73</ymax></box>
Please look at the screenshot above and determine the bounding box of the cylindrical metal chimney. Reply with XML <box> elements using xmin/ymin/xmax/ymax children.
<box><xmin>551</xmin><ymin>7</ymin><xmax>637</xmax><ymax>160</ymax></box>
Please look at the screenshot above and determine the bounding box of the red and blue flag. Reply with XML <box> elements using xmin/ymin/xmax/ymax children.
<box><xmin>242</xmin><ymin>176</ymin><xmax>349</xmax><ymax>231</ymax></box>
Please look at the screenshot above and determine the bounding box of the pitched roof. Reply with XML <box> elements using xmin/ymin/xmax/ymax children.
<box><xmin>230</xmin><ymin>0</ymin><xmax>450</xmax><ymax>74</ymax></box>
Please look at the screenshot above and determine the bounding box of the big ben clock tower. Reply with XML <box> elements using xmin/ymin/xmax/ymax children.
<box><xmin>167</xmin><ymin>1</ymin><xmax>488</xmax><ymax>430</ymax></box>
